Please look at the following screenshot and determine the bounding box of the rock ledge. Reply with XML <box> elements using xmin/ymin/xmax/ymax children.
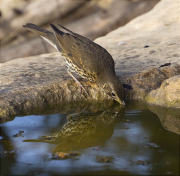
<box><xmin>0</xmin><ymin>0</ymin><xmax>180</xmax><ymax>118</ymax></box>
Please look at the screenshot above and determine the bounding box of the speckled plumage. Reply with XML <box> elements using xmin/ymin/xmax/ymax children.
<box><xmin>23</xmin><ymin>23</ymin><xmax>125</xmax><ymax>105</ymax></box>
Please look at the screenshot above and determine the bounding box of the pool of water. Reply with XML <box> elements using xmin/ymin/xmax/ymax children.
<box><xmin>0</xmin><ymin>101</ymin><xmax>179</xmax><ymax>175</ymax></box>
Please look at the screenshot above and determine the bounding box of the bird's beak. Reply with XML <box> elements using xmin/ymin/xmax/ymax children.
<box><xmin>117</xmin><ymin>99</ymin><xmax>126</xmax><ymax>106</ymax></box>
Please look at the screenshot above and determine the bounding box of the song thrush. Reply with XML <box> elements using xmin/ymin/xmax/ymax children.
<box><xmin>23</xmin><ymin>23</ymin><xmax>125</xmax><ymax>105</ymax></box>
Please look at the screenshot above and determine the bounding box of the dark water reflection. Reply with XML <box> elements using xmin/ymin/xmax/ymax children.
<box><xmin>148</xmin><ymin>105</ymin><xmax>180</xmax><ymax>135</ymax></box>
<box><xmin>0</xmin><ymin>101</ymin><xmax>179</xmax><ymax>175</ymax></box>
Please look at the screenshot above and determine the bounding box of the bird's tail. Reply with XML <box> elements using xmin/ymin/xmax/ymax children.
<box><xmin>23</xmin><ymin>23</ymin><xmax>62</xmax><ymax>51</ymax></box>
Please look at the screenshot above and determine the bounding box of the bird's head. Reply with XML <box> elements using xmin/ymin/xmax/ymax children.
<box><xmin>101</xmin><ymin>76</ymin><xmax>125</xmax><ymax>106</ymax></box>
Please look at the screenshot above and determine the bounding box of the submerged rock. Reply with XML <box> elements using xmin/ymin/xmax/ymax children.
<box><xmin>148</xmin><ymin>105</ymin><xmax>180</xmax><ymax>135</ymax></box>
<box><xmin>52</xmin><ymin>152</ymin><xmax>81</xmax><ymax>159</ymax></box>
<box><xmin>95</xmin><ymin>156</ymin><xmax>115</xmax><ymax>163</ymax></box>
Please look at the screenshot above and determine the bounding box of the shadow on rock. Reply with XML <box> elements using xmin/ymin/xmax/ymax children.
<box><xmin>23</xmin><ymin>105</ymin><xmax>125</xmax><ymax>153</ymax></box>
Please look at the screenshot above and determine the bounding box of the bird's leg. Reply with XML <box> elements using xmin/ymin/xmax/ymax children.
<box><xmin>67</xmin><ymin>69</ymin><xmax>91</xmax><ymax>97</ymax></box>
<box><xmin>67</xmin><ymin>106</ymin><xmax>88</xmax><ymax>120</ymax></box>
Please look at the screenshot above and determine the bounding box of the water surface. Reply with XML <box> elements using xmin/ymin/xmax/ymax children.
<box><xmin>0</xmin><ymin>101</ymin><xmax>179</xmax><ymax>175</ymax></box>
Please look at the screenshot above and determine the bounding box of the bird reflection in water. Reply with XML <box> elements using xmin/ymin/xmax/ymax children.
<box><xmin>23</xmin><ymin>106</ymin><xmax>125</xmax><ymax>153</ymax></box>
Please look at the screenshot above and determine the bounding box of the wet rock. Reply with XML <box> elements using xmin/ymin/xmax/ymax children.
<box><xmin>13</xmin><ymin>131</ymin><xmax>24</xmax><ymax>137</ymax></box>
<box><xmin>95</xmin><ymin>156</ymin><xmax>115</xmax><ymax>163</ymax></box>
<box><xmin>52</xmin><ymin>152</ymin><xmax>81</xmax><ymax>159</ymax></box>
<box><xmin>146</xmin><ymin>75</ymin><xmax>180</xmax><ymax>108</ymax></box>
<box><xmin>136</xmin><ymin>160</ymin><xmax>148</xmax><ymax>166</ymax></box>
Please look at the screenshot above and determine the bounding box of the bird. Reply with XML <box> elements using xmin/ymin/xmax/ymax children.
<box><xmin>23</xmin><ymin>23</ymin><xmax>125</xmax><ymax>106</ymax></box>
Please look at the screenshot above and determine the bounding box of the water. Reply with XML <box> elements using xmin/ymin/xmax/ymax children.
<box><xmin>0</xmin><ymin>101</ymin><xmax>179</xmax><ymax>175</ymax></box>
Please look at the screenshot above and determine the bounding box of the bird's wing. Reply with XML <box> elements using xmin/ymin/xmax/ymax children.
<box><xmin>23</xmin><ymin>23</ymin><xmax>62</xmax><ymax>51</ymax></box>
<box><xmin>50</xmin><ymin>24</ymin><xmax>114</xmax><ymax>76</ymax></box>
<box><xmin>57</xmin><ymin>24</ymin><xmax>104</xmax><ymax>51</ymax></box>
<box><xmin>57</xmin><ymin>24</ymin><xmax>91</xmax><ymax>44</ymax></box>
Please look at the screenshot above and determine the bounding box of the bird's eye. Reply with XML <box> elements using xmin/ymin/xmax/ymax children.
<box><xmin>112</xmin><ymin>92</ymin><xmax>115</xmax><ymax>96</ymax></box>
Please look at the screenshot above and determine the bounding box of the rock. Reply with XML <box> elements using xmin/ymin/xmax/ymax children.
<box><xmin>95</xmin><ymin>156</ymin><xmax>115</xmax><ymax>163</ymax></box>
<box><xmin>51</xmin><ymin>152</ymin><xmax>81</xmax><ymax>159</ymax></box>
<box><xmin>125</xmin><ymin>64</ymin><xmax>180</xmax><ymax>100</ymax></box>
<box><xmin>136</xmin><ymin>160</ymin><xmax>148</xmax><ymax>166</ymax></box>
<box><xmin>94</xmin><ymin>0</ymin><xmax>180</xmax><ymax>106</ymax></box>
<box><xmin>94</xmin><ymin>0</ymin><xmax>180</xmax><ymax>79</ymax></box>
<box><xmin>0</xmin><ymin>0</ymin><xmax>159</xmax><ymax>63</ymax></box>
<box><xmin>146</xmin><ymin>75</ymin><xmax>180</xmax><ymax>108</ymax></box>
<box><xmin>13</xmin><ymin>131</ymin><xmax>24</xmax><ymax>137</ymax></box>
<box><xmin>1</xmin><ymin>0</ymin><xmax>85</xmax><ymax>42</ymax></box>
<box><xmin>0</xmin><ymin>0</ymin><xmax>179</xmax><ymax>119</ymax></box>
<box><xmin>0</xmin><ymin>53</ymin><xmax>114</xmax><ymax>119</ymax></box>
